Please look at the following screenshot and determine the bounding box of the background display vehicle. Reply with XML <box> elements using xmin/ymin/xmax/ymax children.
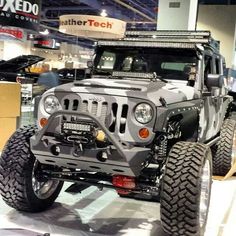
<box><xmin>0</xmin><ymin>31</ymin><xmax>235</xmax><ymax>236</ymax></box>
<box><xmin>57</xmin><ymin>68</ymin><xmax>86</xmax><ymax>84</ymax></box>
<box><xmin>0</xmin><ymin>55</ymin><xmax>44</xmax><ymax>83</ymax></box>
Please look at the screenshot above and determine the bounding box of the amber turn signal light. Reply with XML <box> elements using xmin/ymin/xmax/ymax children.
<box><xmin>40</xmin><ymin>118</ymin><xmax>48</xmax><ymax>128</ymax></box>
<box><xmin>139</xmin><ymin>128</ymin><xmax>150</xmax><ymax>139</ymax></box>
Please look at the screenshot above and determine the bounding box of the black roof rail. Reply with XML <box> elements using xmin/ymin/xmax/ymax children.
<box><xmin>124</xmin><ymin>30</ymin><xmax>219</xmax><ymax>51</ymax></box>
<box><xmin>125</xmin><ymin>30</ymin><xmax>211</xmax><ymax>38</ymax></box>
<box><xmin>97</xmin><ymin>31</ymin><xmax>220</xmax><ymax>52</ymax></box>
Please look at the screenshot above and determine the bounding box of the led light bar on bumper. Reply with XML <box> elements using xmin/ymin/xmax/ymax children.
<box><xmin>62</xmin><ymin>122</ymin><xmax>91</xmax><ymax>132</ymax></box>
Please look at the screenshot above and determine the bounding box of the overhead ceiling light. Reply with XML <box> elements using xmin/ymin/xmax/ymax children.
<box><xmin>39</xmin><ymin>29</ymin><xmax>49</xmax><ymax>35</ymax></box>
<box><xmin>100</xmin><ymin>9</ymin><xmax>107</xmax><ymax>17</ymax></box>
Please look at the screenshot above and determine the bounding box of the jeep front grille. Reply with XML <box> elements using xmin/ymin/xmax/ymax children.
<box><xmin>62</xmin><ymin>98</ymin><xmax>129</xmax><ymax>134</ymax></box>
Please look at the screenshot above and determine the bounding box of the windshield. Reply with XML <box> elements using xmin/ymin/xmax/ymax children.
<box><xmin>93</xmin><ymin>47</ymin><xmax>197</xmax><ymax>80</ymax></box>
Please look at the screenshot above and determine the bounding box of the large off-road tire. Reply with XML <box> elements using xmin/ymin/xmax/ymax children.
<box><xmin>160</xmin><ymin>142</ymin><xmax>212</xmax><ymax>236</ymax></box>
<box><xmin>211</xmin><ymin>119</ymin><xmax>236</xmax><ymax>176</ymax></box>
<box><xmin>0</xmin><ymin>125</ymin><xmax>63</xmax><ymax>212</ymax></box>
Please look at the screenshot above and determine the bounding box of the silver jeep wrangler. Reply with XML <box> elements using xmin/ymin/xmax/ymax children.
<box><xmin>0</xmin><ymin>31</ymin><xmax>235</xmax><ymax>236</ymax></box>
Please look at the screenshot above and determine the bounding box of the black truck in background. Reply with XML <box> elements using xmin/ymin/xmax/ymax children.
<box><xmin>0</xmin><ymin>55</ymin><xmax>44</xmax><ymax>83</ymax></box>
<box><xmin>0</xmin><ymin>55</ymin><xmax>86</xmax><ymax>85</ymax></box>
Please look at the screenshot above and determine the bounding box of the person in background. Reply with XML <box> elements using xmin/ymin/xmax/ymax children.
<box><xmin>33</xmin><ymin>64</ymin><xmax>59</xmax><ymax>97</ymax></box>
<box><xmin>33</xmin><ymin>64</ymin><xmax>60</xmax><ymax>118</ymax></box>
<box><xmin>38</xmin><ymin>64</ymin><xmax>59</xmax><ymax>89</ymax></box>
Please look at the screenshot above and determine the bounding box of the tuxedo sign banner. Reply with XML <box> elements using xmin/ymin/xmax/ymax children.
<box><xmin>0</xmin><ymin>0</ymin><xmax>41</xmax><ymax>31</ymax></box>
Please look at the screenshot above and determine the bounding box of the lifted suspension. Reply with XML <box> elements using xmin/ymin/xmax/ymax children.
<box><xmin>39</xmin><ymin>169</ymin><xmax>160</xmax><ymax>197</ymax></box>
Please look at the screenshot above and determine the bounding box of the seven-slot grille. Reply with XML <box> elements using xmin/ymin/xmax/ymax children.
<box><xmin>62</xmin><ymin>98</ymin><xmax>129</xmax><ymax>134</ymax></box>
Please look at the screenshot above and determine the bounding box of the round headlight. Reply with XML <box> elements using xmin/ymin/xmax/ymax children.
<box><xmin>44</xmin><ymin>95</ymin><xmax>60</xmax><ymax>114</ymax></box>
<box><xmin>134</xmin><ymin>103</ymin><xmax>153</xmax><ymax>124</ymax></box>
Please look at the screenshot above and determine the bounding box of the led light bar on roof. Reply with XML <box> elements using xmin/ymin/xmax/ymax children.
<box><xmin>126</xmin><ymin>30</ymin><xmax>211</xmax><ymax>37</ymax></box>
<box><xmin>97</xmin><ymin>40</ymin><xmax>196</xmax><ymax>49</ymax></box>
<box><xmin>124</xmin><ymin>37</ymin><xmax>210</xmax><ymax>43</ymax></box>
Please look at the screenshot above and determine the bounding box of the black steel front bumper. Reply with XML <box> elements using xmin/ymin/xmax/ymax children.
<box><xmin>30</xmin><ymin>111</ymin><xmax>151</xmax><ymax>176</ymax></box>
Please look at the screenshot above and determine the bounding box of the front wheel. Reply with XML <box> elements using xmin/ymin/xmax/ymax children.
<box><xmin>0</xmin><ymin>125</ymin><xmax>63</xmax><ymax>212</ymax></box>
<box><xmin>160</xmin><ymin>142</ymin><xmax>212</xmax><ymax>236</ymax></box>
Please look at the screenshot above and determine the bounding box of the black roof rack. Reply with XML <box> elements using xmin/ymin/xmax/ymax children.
<box><xmin>97</xmin><ymin>31</ymin><xmax>220</xmax><ymax>51</ymax></box>
<box><xmin>125</xmin><ymin>30</ymin><xmax>211</xmax><ymax>38</ymax></box>
<box><xmin>124</xmin><ymin>30</ymin><xmax>219</xmax><ymax>51</ymax></box>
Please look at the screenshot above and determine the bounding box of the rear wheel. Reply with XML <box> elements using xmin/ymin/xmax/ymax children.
<box><xmin>0</xmin><ymin>125</ymin><xmax>63</xmax><ymax>212</ymax></box>
<box><xmin>160</xmin><ymin>142</ymin><xmax>212</xmax><ymax>236</ymax></box>
<box><xmin>212</xmin><ymin>119</ymin><xmax>236</xmax><ymax>176</ymax></box>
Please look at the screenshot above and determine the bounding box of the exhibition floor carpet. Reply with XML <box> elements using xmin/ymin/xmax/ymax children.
<box><xmin>0</xmin><ymin>179</ymin><xmax>236</xmax><ymax>236</ymax></box>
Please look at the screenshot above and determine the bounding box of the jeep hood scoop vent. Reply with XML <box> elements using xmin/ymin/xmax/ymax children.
<box><xmin>74</xmin><ymin>82</ymin><xmax>142</xmax><ymax>91</ymax></box>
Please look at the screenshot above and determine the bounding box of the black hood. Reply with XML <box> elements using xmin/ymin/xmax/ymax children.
<box><xmin>0</xmin><ymin>55</ymin><xmax>44</xmax><ymax>72</ymax></box>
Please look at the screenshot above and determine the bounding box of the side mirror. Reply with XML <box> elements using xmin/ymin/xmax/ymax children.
<box><xmin>206</xmin><ymin>74</ymin><xmax>224</xmax><ymax>90</ymax></box>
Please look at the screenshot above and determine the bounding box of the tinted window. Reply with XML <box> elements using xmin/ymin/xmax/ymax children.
<box><xmin>215</xmin><ymin>58</ymin><xmax>220</xmax><ymax>74</ymax></box>
<box><xmin>161</xmin><ymin>62</ymin><xmax>191</xmax><ymax>71</ymax></box>
<box><xmin>97</xmin><ymin>51</ymin><xmax>116</xmax><ymax>70</ymax></box>
<box><xmin>94</xmin><ymin>47</ymin><xmax>197</xmax><ymax>80</ymax></box>
<box><xmin>204</xmin><ymin>55</ymin><xmax>213</xmax><ymax>78</ymax></box>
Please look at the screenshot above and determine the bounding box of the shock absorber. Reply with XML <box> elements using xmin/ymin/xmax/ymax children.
<box><xmin>152</xmin><ymin>134</ymin><xmax>168</xmax><ymax>164</ymax></box>
<box><xmin>158</xmin><ymin>135</ymin><xmax>168</xmax><ymax>157</ymax></box>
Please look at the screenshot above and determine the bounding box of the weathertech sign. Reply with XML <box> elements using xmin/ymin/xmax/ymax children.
<box><xmin>59</xmin><ymin>15</ymin><xmax>126</xmax><ymax>39</ymax></box>
<box><xmin>60</xmin><ymin>19</ymin><xmax>113</xmax><ymax>29</ymax></box>
<box><xmin>0</xmin><ymin>0</ymin><xmax>41</xmax><ymax>31</ymax></box>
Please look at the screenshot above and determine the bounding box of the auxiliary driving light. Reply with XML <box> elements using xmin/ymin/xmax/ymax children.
<box><xmin>63</xmin><ymin>123</ymin><xmax>91</xmax><ymax>131</ymax></box>
<box><xmin>40</xmin><ymin>118</ymin><xmax>48</xmax><ymax>128</ymax></box>
<box><xmin>139</xmin><ymin>128</ymin><xmax>150</xmax><ymax>139</ymax></box>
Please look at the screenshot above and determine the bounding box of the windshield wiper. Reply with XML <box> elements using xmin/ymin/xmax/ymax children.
<box><xmin>152</xmin><ymin>72</ymin><xmax>168</xmax><ymax>83</ymax></box>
